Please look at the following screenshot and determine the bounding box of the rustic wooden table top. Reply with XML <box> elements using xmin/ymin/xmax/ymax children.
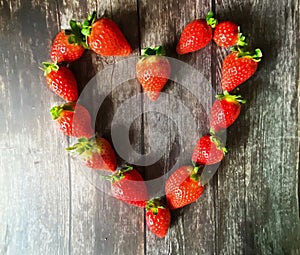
<box><xmin>0</xmin><ymin>0</ymin><xmax>299</xmax><ymax>254</ymax></box>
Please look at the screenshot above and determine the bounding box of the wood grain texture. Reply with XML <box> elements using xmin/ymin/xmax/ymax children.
<box><xmin>0</xmin><ymin>0</ymin><xmax>70</xmax><ymax>254</ymax></box>
<box><xmin>214</xmin><ymin>0</ymin><xmax>300</xmax><ymax>254</ymax></box>
<box><xmin>139</xmin><ymin>0</ymin><xmax>218</xmax><ymax>254</ymax></box>
<box><xmin>57</xmin><ymin>0</ymin><xmax>144</xmax><ymax>254</ymax></box>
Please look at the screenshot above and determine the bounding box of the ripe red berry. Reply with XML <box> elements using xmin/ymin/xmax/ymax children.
<box><xmin>66</xmin><ymin>137</ymin><xmax>117</xmax><ymax>172</ymax></box>
<box><xmin>176</xmin><ymin>11</ymin><xmax>217</xmax><ymax>54</ymax></box>
<box><xmin>50</xmin><ymin>20</ymin><xmax>88</xmax><ymax>63</ymax></box>
<box><xmin>165</xmin><ymin>165</ymin><xmax>205</xmax><ymax>209</ymax></box>
<box><xmin>221</xmin><ymin>48</ymin><xmax>262</xmax><ymax>92</ymax></box>
<box><xmin>192</xmin><ymin>135</ymin><xmax>227</xmax><ymax>165</ymax></box>
<box><xmin>146</xmin><ymin>198</ymin><xmax>171</xmax><ymax>238</ymax></box>
<box><xmin>107</xmin><ymin>166</ymin><xmax>149</xmax><ymax>207</ymax></box>
<box><xmin>81</xmin><ymin>11</ymin><xmax>132</xmax><ymax>56</ymax></box>
<box><xmin>50</xmin><ymin>31</ymin><xmax>84</xmax><ymax>63</ymax></box>
<box><xmin>50</xmin><ymin>102</ymin><xmax>94</xmax><ymax>138</ymax></box>
<box><xmin>213</xmin><ymin>21</ymin><xmax>247</xmax><ymax>48</ymax></box>
<box><xmin>136</xmin><ymin>46</ymin><xmax>171</xmax><ymax>101</ymax></box>
<box><xmin>42</xmin><ymin>62</ymin><xmax>78</xmax><ymax>102</ymax></box>
<box><xmin>210</xmin><ymin>92</ymin><xmax>246</xmax><ymax>133</ymax></box>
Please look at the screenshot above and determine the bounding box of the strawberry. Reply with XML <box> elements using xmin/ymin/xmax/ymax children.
<box><xmin>210</xmin><ymin>91</ymin><xmax>246</xmax><ymax>133</ymax></box>
<box><xmin>213</xmin><ymin>21</ymin><xmax>247</xmax><ymax>48</ymax></box>
<box><xmin>221</xmin><ymin>48</ymin><xmax>262</xmax><ymax>92</ymax></box>
<box><xmin>41</xmin><ymin>62</ymin><xmax>78</xmax><ymax>102</ymax></box>
<box><xmin>192</xmin><ymin>135</ymin><xmax>227</xmax><ymax>165</ymax></box>
<box><xmin>81</xmin><ymin>11</ymin><xmax>132</xmax><ymax>56</ymax></box>
<box><xmin>165</xmin><ymin>165</ymin><xmax>205</xmax><ymax>209</ymax></box>
<box><xmin>146</xmin><ymin>198</ymin><xmax>171</xmax><ymax>238</ymax></box>
<box><xmin>50</xmin><ymin>102</ymin><xmax>94</xmax><ymax>138</ymax></box>
<box><xmin>106</xmin><ymin>166</ymin><xmax>149</xmax><ymax>207</ymax></box>
<box><xmin>176</xmin><ymin>11</ymin><xmax>217</xmax><ymax>54</ymax></box>
<box><xmin>136</xmin><ymin>46</ymin><xmax>171</xmax><ymax>101</ymax></box>
<box><xmin>66</xmin><ymin>137</ymin><xmax>117</xmax><ymax>172</ymax></box>
<box><xmin>50</xmin><ymin>20</ymin><xmax>87</xmax><ymax>63</ymax></box>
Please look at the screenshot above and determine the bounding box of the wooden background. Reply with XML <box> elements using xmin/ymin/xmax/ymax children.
<box><xmin>0</xmin><ymin>0</ymin><xmax>299</xmax><ymax>254</ymax></box>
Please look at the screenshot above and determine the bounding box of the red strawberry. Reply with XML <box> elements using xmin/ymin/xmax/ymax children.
<box><xmin>81</xmin><ymin>11</ymin><xmax>132</xmax><ymax>56</ymax></box>
<box><xmin>213</xmin><ymin>21</ymin><xmax>247</xmax><ymax>48</ymax></box>
<box><xmin>165</xmin><ymin>165</ymin><xmax>205</xmax><ymax>209</ymax></box>
<box><xmin>106</xmin><ymin>166</ymin><xmax>149</xmax><ymax>207</ymax></box>
<box><xmin>221</xmin><ymin>48</ymin><xmax>262</xmax><ymax>92</ymax></box>
<box><xmin>176</xmin><ymin>11</ymin><xmax>217</xmax><ymax>54</ymax></box>
<box><xmin>41</xmin><ymin>62</ymin><xmax>78</xmax><ymax>101</ymax></box>
<box><xmin>50</xmin><ymin>20</ymin><xmax>87</xmax><ymax>63</ymax></box>
<box><xmin>66</xmin><ymin>137</ymin><xmax>117</xmax><ymax>172</ymax></box>
<box><xmin>146</xmin><ymin>198</ymin><xmax>171</xmax><ymax>238</ymax></box>
<box><xmin>192</xmin><ymin>135</ymin><xmax>227</xmax><ymax>165</ymax></box>
<box><xmin>50</xmin><ymin>102</ymin><xmax>94</xmax><ymax>138</ymax></box>
<box><xmin>136</xmin><ymin>46</ymin><xmax>171</xmax><ymax>101</ymax></box>
<box><xmin>210</xmin><ymin>92</ymin><xmax>246</xmax><ymax>133</ymax></box>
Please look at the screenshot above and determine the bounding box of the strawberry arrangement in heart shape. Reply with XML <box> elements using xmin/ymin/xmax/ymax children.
<box><xmin>41</xmin><ymin>11</ymin><xmax>262</xmax><ymax>238</ymax></box>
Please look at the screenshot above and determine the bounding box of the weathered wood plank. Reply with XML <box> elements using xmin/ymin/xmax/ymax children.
<box><xmin>139</xmin><ymin>0</ymin><xmax>218</xmax><ymax>254</ymax></box>
<box><xmin>58</xmin><ymin>0</ymin><xmax>145</xmax><ymax>254</ymax></box>
<box><xmin>0</xmin><ymin>0</ymin><xmax>70</xmax><ymax>254</ymax></box>
<box><xmin>214</xmin><ymin>0</ymin><xmax>300</xmax><ymax>254</ymax></box>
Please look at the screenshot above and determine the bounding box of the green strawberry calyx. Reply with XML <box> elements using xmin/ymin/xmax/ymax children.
<box><xmin>190</xmin><ymin>165</ymin><xmax>204</xmax><ymax>182</ymax></box>
<box><xmin>210</xmin><ymin>135</ymin><xmax>228</xmax><ymax>155</ymax></box>
<box><xmin>216</xmin><ymin>91</ymin><xmax>246</xmax><ymax>104</ymax></box>
<box><xmin>50</xmin><ymin>102</ymin><xmax>75</xmax><ymax>120</ymax></box>
<box><xmin>141</xmin><ymin>46</ymin><xmax>166</xmax><ymax>56</ymax></box>
<box><xmin>65</xmin><ymin>20</ymin><xmax>89</xmax><ymax>49</ymax></box>
<box><xmin>206</xmin><ymin>11</ymin><xmax>218</xmax><ymax>28</ymax></box>
<box><xmin>81</xmin><ymin>11</ymin><xmax>97</xmax><ymax>41</ymax></box>
<box><xmin>146</xmin><ymin>197</ymin><xmax>166</xmax><ymax>215</ymax></box>
<box><xmin>103</xmin><ymin>165</ymin><xmax>134</xmax><ymax>183</ymax></box>
<box><xmin>236</xmin><ymin>27</ymin><xmax>248</xmax><ymax>47</ymax></box>
<box><xmin>66</xmin><ymin>136</ymin><xmax>100</xmax><ymax>159</ymax></box>
<box><xmin>231</xmin><ymin>46</ymin><xmax>263</xmax><ymax>62</ymax></box>
<box><xmin>41</xmin><ymin>62</ymin><xmax>59</xmax><ymax>76</ymax></box>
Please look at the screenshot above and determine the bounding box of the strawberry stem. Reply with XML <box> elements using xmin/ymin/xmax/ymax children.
<box><xmin>141</xmin><ymin>46</ymin><xmax>166</xmax><ymax>56</ymax></box>
<box><xmin>190</xmin><ymin>165</ymin><xmax>204</xmax><ymax>182</ymax></box>
<box><xmin>206</xmin><ymin>11</ymin><xmax>218</xmax><ymax>28</ymax></box>
<box><xmin>210</xmin><ymin>135</ymin><xmax>227</xmax><ymax>155</ymax></box>
<box><xmin>50</xmin><ymin>102</ymin><xmax>75</xmax><ymax>120</ymax></box>
<box><xmin>105</xmin><ymin>165</ymin><xmax>134</xmax><ymax>183</ymax></box>
<box><xmin>209</xmin><ymin>127</ymin><xmax>216</xmax><ymax>136</ymax></box>
<box><xmin>120</xmin><ymin>165</ymin><xmax>134</xmax><ymax>173</ymax></box>
<box><xmin>146</xmin><ymin>198</ymin><xmax>166</xmax><ymax>215</ymax></box>
<box><xmin>65</xmin><ymin>20</ymin><xmax>89</xmax><ymax>49</ymax></box>
<box><xmin>41</xmin><ymin>62</ymin><xmax>59</xmax><ymax>76</ymax></box>
<box><xmin>50</xmin><ymin>106</ymin><xmax>63</xmax><ymax>120</ymax></box>
<box><xmin>236</xmin><ymin>27</ymin><xmax>248</xmax><ymax>47</ymax></box>
<box><xmin>66</xmin><ymin>136</ymin><xmax>98</xmax><ymax>158</ymax></box>
<box><xmin>216</xmin><ymin>91</ymin><xmax>246</xmax><ymax>104</ymax></box>
<box><xmin>81</xmin><ymin>11</ymin><xmax>97</xmax><ymax>43</ymax></box>
<box><xmin>231</xmin><ymin>46</ymin><xmax>263</xmax><ymax>62</ymax></box>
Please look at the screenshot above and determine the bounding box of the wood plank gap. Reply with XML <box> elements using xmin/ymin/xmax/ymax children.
<box><xmin>109</xmin><ymin>0</ymin><xmax>114</xmax><ymax>20</ymax></box>
<box><xmin>136</xmin><ymin>0</ymin><xmax>142</xmax><ymax>54</ymax></box>
<box><xmin>297</xmin><ymin>18</ymin><xmax>300</xmax><ymax>218</ymax></box>
<box><xmin>67</xmin><ymin>136</ymin><xmax>72</xmax><ymax>255</ymax></box>
<box><xmin>55</xmin><ymin>1</ymin><xmax>72</xmax><ymax>253</ymax></box>
<box><xmin>210</xmin><ymin>1</ymin><xmax>219</xmax><ymax>254</ymax></box>
<box><xmin>136</xmin><ymin>1</ymin><xmax>147</xmax><ymax>254</ymax></box>
<box><xmin>298</xmin><ymin>145</ymin><xmax>300</xmax><ymax>218</ymax></box>
<box><xmin>243</xmin><ymin>141</ymin><xmax>248</xmax><ymax>255</ymax></box>
<box><xmin>95</xmin><ymin>0</ymin><xmax>98</xmax><ymax>15</ymax></box>
<box><xmin>55</xmin><ymin>0</ymin><xmax>61</xmax><ymax>29</ymax></box>
<box><xmin>141</xmin><ymin>88</ymin><xmax>146</xmax><ymax>255</ymax></box>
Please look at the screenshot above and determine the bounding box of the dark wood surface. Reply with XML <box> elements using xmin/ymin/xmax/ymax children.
<box><xmin>0</xmin><ymin>0</ymin><xmax>299</xmax><ymax>254</ymax></box>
